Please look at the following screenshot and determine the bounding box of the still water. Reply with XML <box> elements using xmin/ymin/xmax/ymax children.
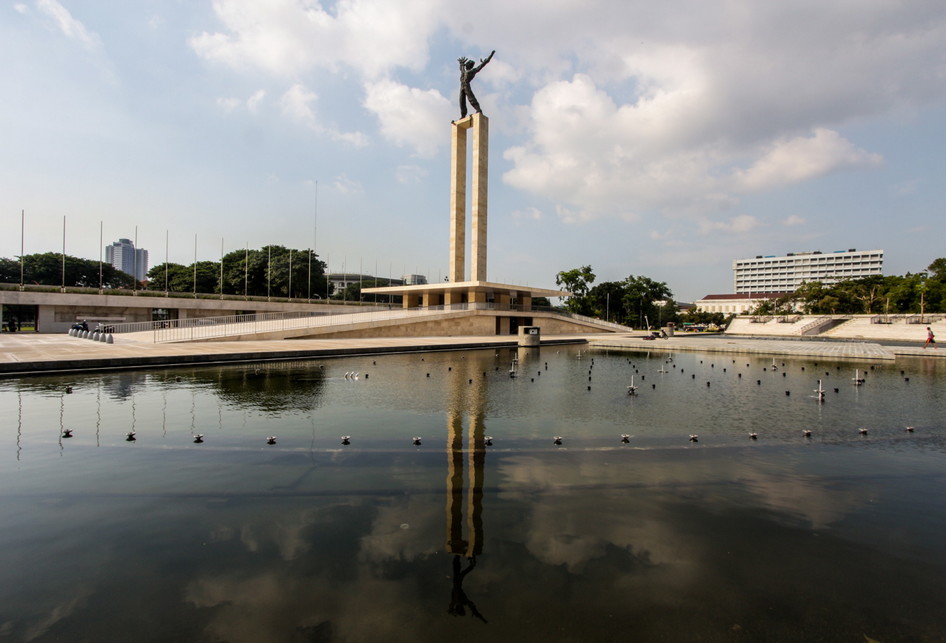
<box><xmin>1</xmin><ymin>345</ymin><xmax>945</xmax><ymax>642</ymax></box>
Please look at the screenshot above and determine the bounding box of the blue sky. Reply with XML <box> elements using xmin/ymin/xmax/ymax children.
<box><xmin>3</xmin><ymin>1</ymin><xmax>945</xmax><ymax>302</ymax></box>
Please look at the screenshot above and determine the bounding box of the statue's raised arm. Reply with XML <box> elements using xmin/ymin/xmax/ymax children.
<box><xmin>475</xmin><ymin>50</ymin><xmax>495</xmax><ymax>72</ymax></box>
<box><xmin>457</xmin><ymin>50</ymin><xmax>495</xmax><ymax>119</ymax></box>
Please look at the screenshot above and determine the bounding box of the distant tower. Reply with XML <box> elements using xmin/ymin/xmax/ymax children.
<box><xmin>106</xmin><ymin>238</ymin><xmax>149</xmax><ymax>280</ymax></box>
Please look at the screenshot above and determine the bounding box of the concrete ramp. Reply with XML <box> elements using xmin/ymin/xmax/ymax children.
<box><xmin>118</xmin><ymin>307</ymin><xmax>627</xmax><ymax>343</ymax></box>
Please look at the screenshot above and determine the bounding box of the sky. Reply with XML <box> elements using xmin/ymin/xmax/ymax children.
<box><xmin>2</xmin><ymin>0</ymin><xmax>946</xmax><ymax>302</ymax></box>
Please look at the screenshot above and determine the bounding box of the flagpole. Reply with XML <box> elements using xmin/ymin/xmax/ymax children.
<box><xmin>20</xmin><ymin>210</ymin><xmax>25</xmax><ymax>288</ymax></box>
<box><xmin>61</xmin><ymin>215</ymin><xmax>66</xmax><ymax>291</ymax></box>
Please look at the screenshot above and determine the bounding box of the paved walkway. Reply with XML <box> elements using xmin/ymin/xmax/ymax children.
<box><xmin>1</xmin><ymin>332</ymin><xmax>941</xmax><ymax>376</ymax></box>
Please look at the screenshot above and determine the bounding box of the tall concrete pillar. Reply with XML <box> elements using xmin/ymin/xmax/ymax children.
<box><xmin>470</xmin><ymin>113</ymin><xmax>488</xmax><ymax>282</ymax></box>
<box><xmin>449</xmin><ymin>114</ymin><xmax>488</xmax><ymax>283</ymax></box>
<box><xmin>449</xmin><ymin>117</ymin><xmax>470</xmax><ymax>284</ymax></box>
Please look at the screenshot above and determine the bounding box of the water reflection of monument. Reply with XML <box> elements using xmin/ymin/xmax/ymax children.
<box><xmin>445</xmin><ymin>356</ymin><xmax>488</xmax><ymax>623</ymax></box>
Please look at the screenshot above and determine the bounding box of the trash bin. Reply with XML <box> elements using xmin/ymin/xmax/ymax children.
<box><xmin>518</xmin><ymin>326</ymin><xmax>540</xmax><ymax>347</ymax></box>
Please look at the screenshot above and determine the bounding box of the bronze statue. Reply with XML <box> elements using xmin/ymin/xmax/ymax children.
<box><xmin>457</xmin><ymin>50</ymin><xmax>495</xmax><ymax>119</ymax></box>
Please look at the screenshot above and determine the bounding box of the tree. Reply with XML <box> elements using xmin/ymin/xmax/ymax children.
<box><xmin>792</xmin><ymin>281</ymin><xmax>827</xmax><ymax>314</ymax></box>
<box><xmin>622</xmin><ymin>275</ymin><xmax>672</xmax><ymax>328</ymax></box>
<box><xmin>0</xmin><ymin>257</ymin><xmax>20</xmax><ymax>283</ymax></box>
<box><xmin>555</xmin><ymin>266</ymin><xmax>596</xmax><ymax>314</ymax></box>
<box><xmin>681</xmin><ymin>309</ymin><xmax>728</xmax><ymax>326</ymax></box>
<box><xmin>221</xmin><ymin>246</ymin><xmax>327</xmax><ymax>299</ymax></box>
<box><xmin>1</xmin><ymin>252</ymin><xmax>134</xmax><ymax>289</ymax></box>
<box><xmin>587</xmin><ymin>281</ymin><xmax>626</xmax><ymax>321</ymax></box>
<box><xmin>848</xmin><ymin>275</ymin><xmax>885</xmax><ymax>314</ymax></box>
<box><xmin>750</xmin><ymin>299</ymin><xmax>775</xmax><ymax>316</ymax></box>
<box><xmin>145</xmin><ymin>262</ymin><xmax>217</xmax><ymax>293</ymax></box>
<box><xmin>927</xmin><ymin>258</ymin><xmax>946</xmax><ymax>282</ymax></box>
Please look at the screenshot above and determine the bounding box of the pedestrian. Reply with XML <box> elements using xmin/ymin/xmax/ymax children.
<box><xmin>924</xmin><ymin>326</ymin><xmax>936</xmax><ymax>349</ymax></box>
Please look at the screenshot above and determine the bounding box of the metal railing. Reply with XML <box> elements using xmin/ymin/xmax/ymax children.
<box><xmin>550</xmin><ymin>311</ymin><xmax>636</xmax><ymax>332</ymax></box>
<box><xmin>142</xmin><ymin>308</ymin><xmax>401</xmax><ymax>342</ymax></box>
<box><xmin>905</xmin><ymin>315</ymin><xmax>931</xmax><ymax>325</ymax></box>
<box><xmin>0</xmin><ymin>281</ymin><xmax>377</xmax><ymax>306</ymax></box>
<box><xmin>798</xmin><ymin>315</ymin><xmax>851</xmax><ymax>335</ymax></box>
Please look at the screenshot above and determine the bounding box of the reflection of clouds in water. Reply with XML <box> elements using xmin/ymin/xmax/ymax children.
<box><xmin>523</xmin><ymin>498</ymin><xmax>695</xmax><ymax>573</ymax></box>
<box><xmin>238</xmin><ymin>508</ymin><xmax>319</xmax><ymax>560</ymax></box>
<box><xmin>185</xmin><ymin>568</ymin><xmax>441</xmax><ymax>643</ymax></box>
<box><xmin>359</xmin><ymin>496</ymin><xmax>440</xmax><ymax>564</ymax></box>
<box><xmin>187</xmin><ymin>499</ymin><xmax>444</xmax><ymax>642</ymax></box>
<box><xmin>497</xmin><ymin>455</ymin><xmax>707</xmax><ymax>605</ymax></box>
<box><xmin>22</xmin><ymin>589</ymin><xmax>90</xmax><ymax>642</ymax></box>
<box><xmin>731</xmin><ymin>462</ymin><xmax>872</xmax><ymax>530</ymax></box>
<box><xmin>185</xmin><ymin>571</ymin><xmax>335</xmax><ymax>643</ymax></box>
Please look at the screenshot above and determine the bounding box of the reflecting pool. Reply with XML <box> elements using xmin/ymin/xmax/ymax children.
<box><xmin>1</xmin><ymin>346</ymin><xmax>945</xmax><ymax>642</ymax></box>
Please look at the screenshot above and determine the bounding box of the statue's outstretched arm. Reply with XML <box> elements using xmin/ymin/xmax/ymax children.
<box><xmin>473</xmin><ymin>50</ymin><xmax>495</xmax><ymax>73</ymax></box>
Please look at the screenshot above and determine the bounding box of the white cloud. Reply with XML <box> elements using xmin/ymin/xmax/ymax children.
<box><xmin>280</xmin><ymin>83</ymin><xmax>318</xmax><ymax>128</ymax></box>
<box><xmin>783</xmin><ymin>215</ymin><xmax>806</xmax><ymax>227</ymax></box>
<box><xmin>332</xmin><ymin>174</ymin><xmax>362</xmax><ymax>195</ymax></box>
<box><xmin>891</xmin><ymin>179</ymin><xmax>919</xmax><ymax>197</ymax></box>
<box><xmin>35</xmin><ymin>0</ymin><xmax>102</xmax><ymax>50</ymax></box>
<box><xmin>394</xmin><ymin>165</ymin><xmax>427</xmax><ymax>184</ymax></box>
<box><xmin>503</xmin><ymin>74</ymin><xmax>723</xmax><ymax>222</ymax></box>
<box><xmin>190</xmin><ymin>0</ymin><xmax>440</xmax><ymax>78</ymax></box>
<box><xmin>216</xmin><ymin>96</ymin><xmax>241</xmax><ymax>113</ymax></box>
<box><xmin>733</xmin><ymin>129</ymin><xmax>882</xmax><ymax>192</ymax></box>
<box><xmin>512</xmin><ymin>207</ymin><xmax>543</xmax><ymax>221</ymax></box>
<box><xmin>246</xmin><ymin>89</ymin><xmax>266</xmax><ymax>113</ymax></box>
<box><xmin>184</xmin><ymin>1</ymin><xmax>946</xmax><ymax>229</ymax></box>
<box><xmin>497</xmin><ymin>2</ymin><xmax>945</xmax><ymax>223</ymax></box>
<box><xmin>280</xmin><ymin>84</ymin><xmax>367</xmax><ymax>145</ymax></box>
<box><xmin>698</xmin><ymin>214</ymin><xmax>761</xmax><ymax>235</ymax></box>
<box><xmin>217</xmin><ymin>90</ymin><xmax>266</xmax><ymax>114</ymax></box>
<box><xmin>363</xmin><ymin>80</ymin><xmax>451</xmax><ymax>157</ymax></box>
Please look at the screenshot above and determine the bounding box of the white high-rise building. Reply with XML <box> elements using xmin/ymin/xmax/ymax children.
<box><xmin>105</xmin><ymin>238</ymin><xmax>149</xmax><ymax>280</ymax></box>
<box><xmin>733</xmin><ymin>249</ymin><xmax>883</xmax><ymax>294</ymax></box>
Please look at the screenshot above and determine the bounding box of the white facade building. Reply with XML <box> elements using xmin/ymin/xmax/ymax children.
<box><xmin>733</xmin><ymin>249</ymin><xmax>883</xmax><ymax>294</ymax></box>
<box><xmin>695</xmin><ymin>293</ymin><xmax>783</xmax><ymax>315</ymax></box>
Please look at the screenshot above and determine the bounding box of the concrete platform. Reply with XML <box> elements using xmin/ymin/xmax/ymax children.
<box><xmin>1</xmin><ymin>331</ymin><xmax>942</xmax><ymax>377</ymax></box>
<box><xmin>589</xmin><ymin>334</ymin><xmax>944</xmax><ymax>361</ymax></box>
<box><xmin>0</xmin><ymin>332</ymin><xmax>587</xmax><ymax>376</ymax></box>
<box><xmin>726</xmin><ymin>314</ymin><xmax>946</xmax><ymax>342</ymax></box>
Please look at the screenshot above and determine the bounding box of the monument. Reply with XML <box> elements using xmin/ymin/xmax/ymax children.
<box><xmin>363</xmin><ymin>51</ymin><xmax>566</xmax><ymax>335</ymax></box>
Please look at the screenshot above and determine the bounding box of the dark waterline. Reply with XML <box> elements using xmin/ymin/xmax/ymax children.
<box><xmin>1</xmin><ymin>345</ymin><xmax>945</xmax><ymax>642</ymax></box>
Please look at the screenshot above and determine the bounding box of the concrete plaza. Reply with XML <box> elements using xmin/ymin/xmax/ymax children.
<box><xmin>0</xmin><ymin>330</ymin><xmax>941</xmax><ymax>376</ymax></box>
